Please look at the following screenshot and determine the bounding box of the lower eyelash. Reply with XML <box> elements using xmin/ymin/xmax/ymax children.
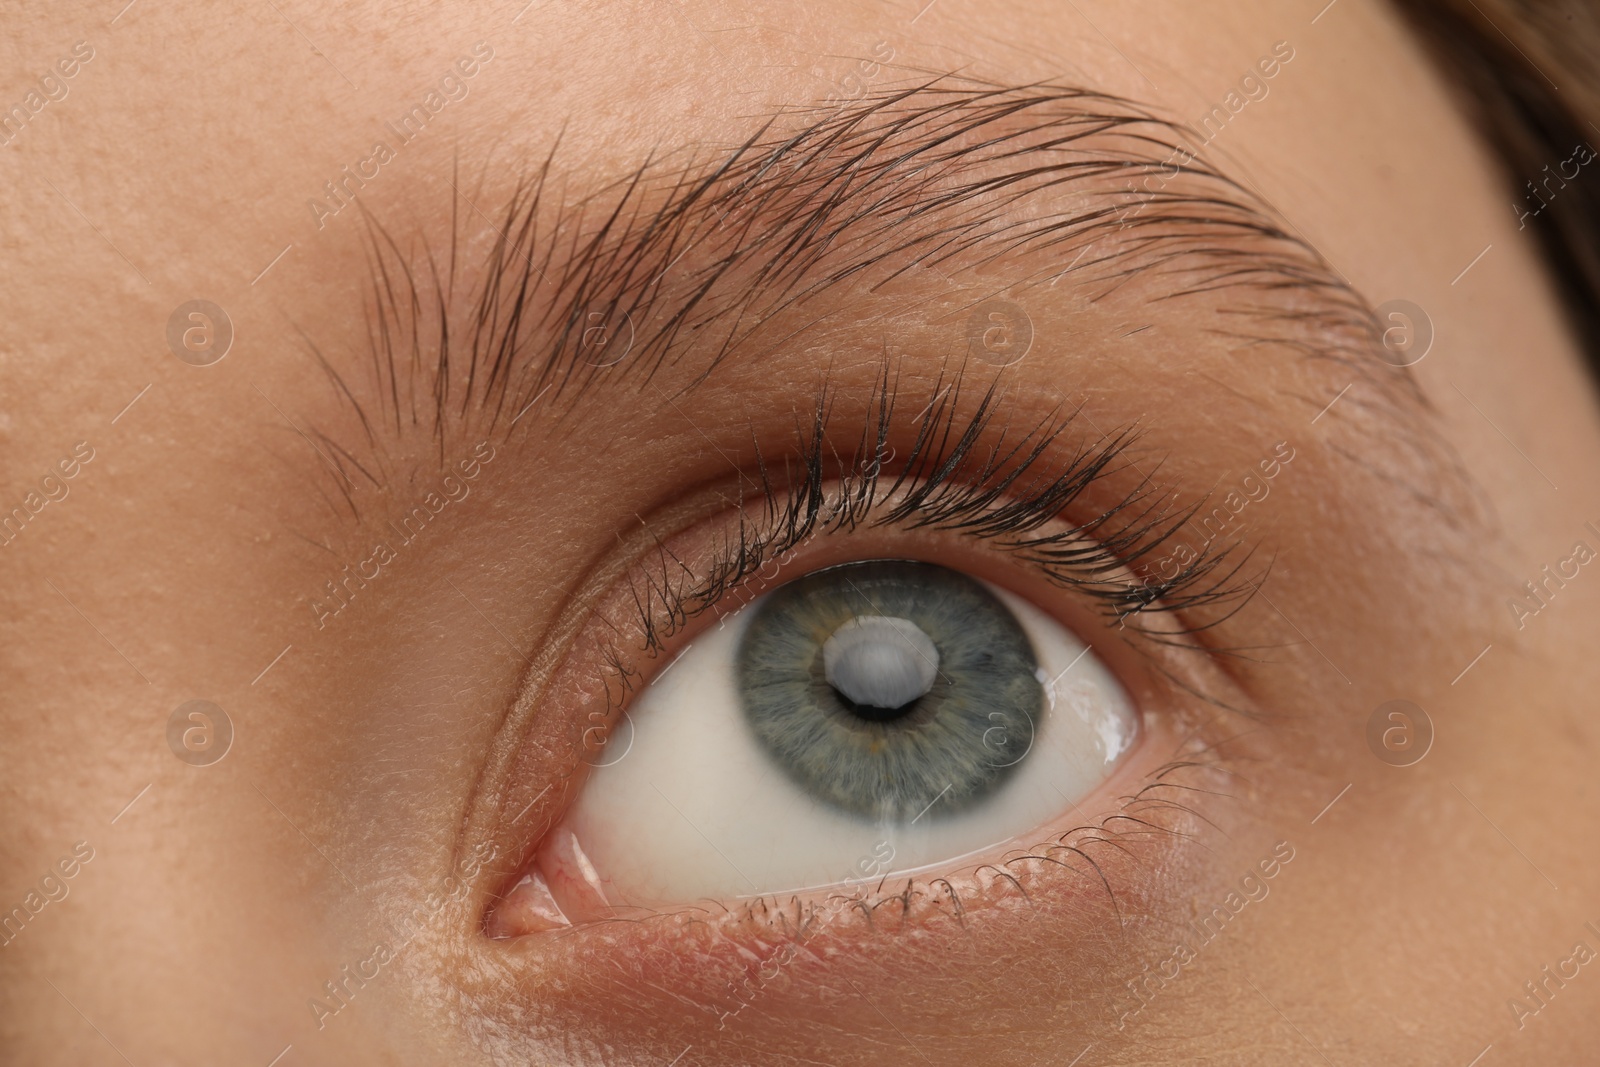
<box><xmin>518</xmin><ymin>710</ymin><xmax>1241</xmax><ymax>966</ymax></box>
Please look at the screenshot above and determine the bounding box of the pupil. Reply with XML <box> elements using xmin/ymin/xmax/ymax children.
<box><xmin>822</xmin><ymin>615</ymin><xmax>940</xmax><ymax>720</ymax></box>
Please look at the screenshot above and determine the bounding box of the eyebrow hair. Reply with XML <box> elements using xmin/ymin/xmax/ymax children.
<box><xmin>304</xmin><ymin>78</ymin><xmax>1412</xmax><ymax>509</ymax></box>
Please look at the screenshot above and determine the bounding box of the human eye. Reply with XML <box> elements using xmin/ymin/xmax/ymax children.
<box><xmin>502</xmin><ymin>555</ymin><xmax>1135</xmax><ymax>914</ymax></box>
<box><xmin>482</xmin><ymin>381</ymin><xmax>1248</xmax><ymax>937</ymax></box>
<box><xmin>293</xmin><ymin>76</ymin><xmax>1482</xmax><ymax>1063</ymax></box>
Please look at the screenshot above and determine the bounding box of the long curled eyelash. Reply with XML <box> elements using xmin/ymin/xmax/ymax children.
<box><xmin>622</xmin><ymin>360</ymin><xmax>1263</xmax><ymax>663</ymax></box>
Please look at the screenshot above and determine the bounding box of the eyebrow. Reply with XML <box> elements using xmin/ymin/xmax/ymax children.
<box><xmin>306</xmin><ymin>79</ymin><xmax>1405</xmax><ymax>504</ymax></box>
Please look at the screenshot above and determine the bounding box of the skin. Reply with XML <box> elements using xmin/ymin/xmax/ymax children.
<box><xmin>3</xmin><ymin>0</ymin><xmax>1599</xmax><ymax>1064</ymax></box>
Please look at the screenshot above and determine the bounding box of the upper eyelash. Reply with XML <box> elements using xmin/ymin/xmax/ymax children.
<box><xmin>620</xmin><ymin>358</ymin><xmax>1262</xmax><ymax>663</ymax></box>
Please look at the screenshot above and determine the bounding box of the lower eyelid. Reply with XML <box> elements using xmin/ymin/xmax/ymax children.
<box><xmin>461</xmin><ymin>701</ymin><xmax>1271</xmax><ymax>1062</ymax></box>
<box><xmin>493</xmin><ymin>636</ymin><xmax>1230</xmax><ymax>938</ymax></box>
<box><xmin>466</xmin><ymin>707</ymin><xmax>1243</xmax><ymax>1053</ymax></box>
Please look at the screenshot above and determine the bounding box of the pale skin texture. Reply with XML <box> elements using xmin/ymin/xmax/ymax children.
<box><xmin>3</xmin><ymin>1</ymin><xmax>1600</xmax><ymax>1065</ymax></box>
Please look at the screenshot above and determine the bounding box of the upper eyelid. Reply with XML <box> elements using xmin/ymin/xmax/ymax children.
<box><xmin>610</xmin><ymin>369</ymin><xmax>1260</xmax><ymax>669</ymax></box>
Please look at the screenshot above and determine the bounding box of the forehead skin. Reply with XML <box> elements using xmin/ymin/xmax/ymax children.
<box><xmin>3</xmin><ymin>1</ymin><xmax>1600</xmax><ymax>1066</ymax></box>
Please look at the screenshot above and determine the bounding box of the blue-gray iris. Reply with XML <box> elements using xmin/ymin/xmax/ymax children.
<box><xmin>736</xmin><ymin>559</ymin><xmax>1042</xmax><ymax>821</ymax></box>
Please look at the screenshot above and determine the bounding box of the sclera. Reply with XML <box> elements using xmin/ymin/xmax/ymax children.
<box><xmin>563</xmin><ymin>578</ymin><xmax>1139</xmax><ymax>905</ymax></box>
